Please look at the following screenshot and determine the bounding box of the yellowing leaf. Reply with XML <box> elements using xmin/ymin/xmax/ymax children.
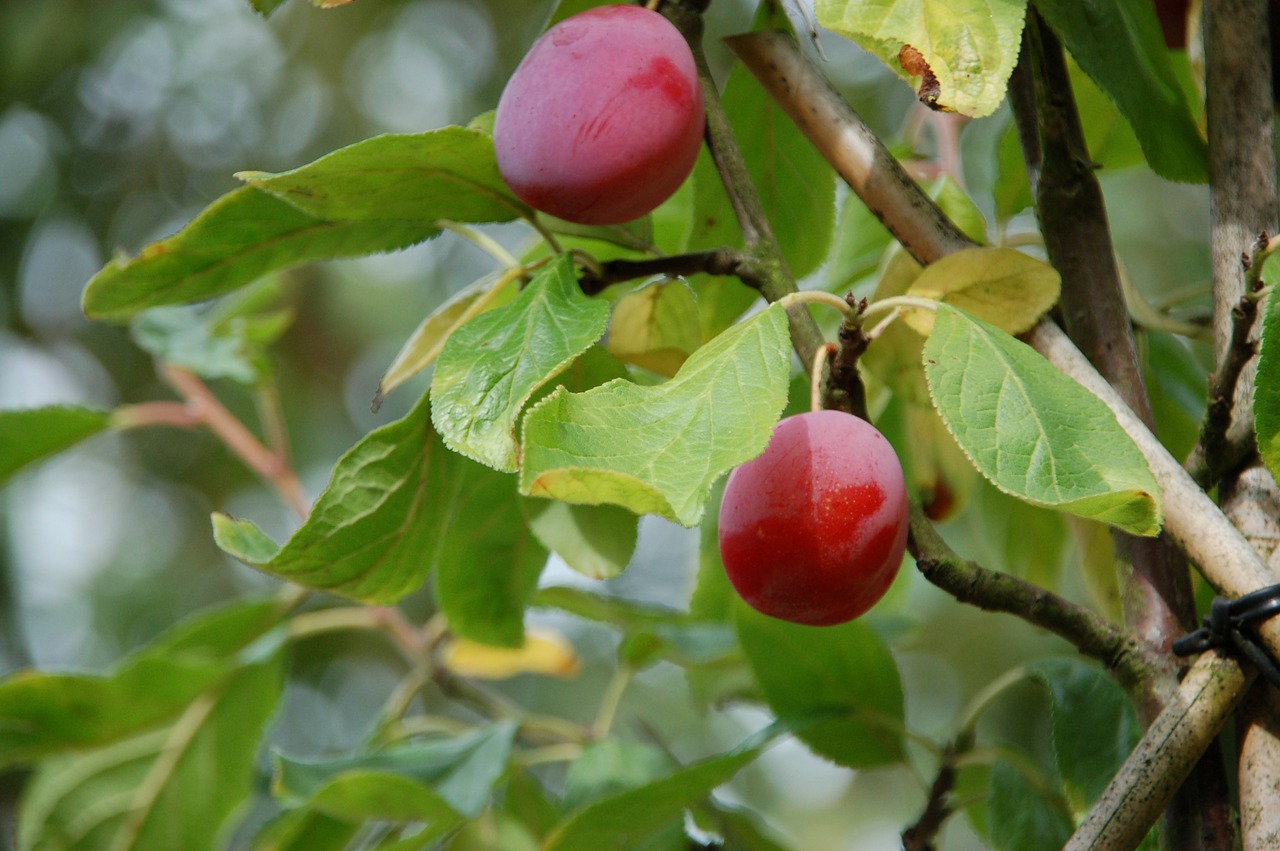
<box><xmin>441</xmin><ymin>629</ymin><xmax>581</xmax><ymax>680</ymax></box>
<box><xmin>904</xmin><ymin>247</ymin><xmax>1060</xmax><ymax>335</ymax></box>
<box><xmin>606</xmin><ymin>279</ymin><xmax>703</xmax><ymax>378</ymax></box>
<box><xmin>816</xmin><ymin>0</ymin><xmax>1029</xmax><ymax>118</ymax></box>
<box><xmin>376</xmin><ymin>270</ymin><xmax>521</xmax><ymax>408</ymax></box>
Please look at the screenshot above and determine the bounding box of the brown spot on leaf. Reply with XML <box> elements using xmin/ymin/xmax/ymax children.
<box><xmin>899</xmin><ymin>44</ymin><xmax>943</xmax><ymax>110</ymax></box>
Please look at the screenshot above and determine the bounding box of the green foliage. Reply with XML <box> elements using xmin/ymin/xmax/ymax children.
<box><xmin>0</xmin><ymin>598</ymin><xmax>285</xmax><ymax>768</ymax></box>
<box><xmin>431</xmin><ymin>255</ymin><xmax>610</xmax><ymax>472</ymax></box>
<box><xmin>18</xmin><ymin>652</ymin><xmax>284</xmax><ymax>851</ymax></box>
<box><xmin>1031</xmin><ymin>0</ymin><xmax>1208</xmax><ymax>182</ymax></box>
<box><xmin>4</xmin><ymin>0</ymin><xmax>1243</xmax><ymax>847</ymax></box>
<box><xmin>0</xmin><ymin>405</ymin><xmax>111</xmax><ymax>486</ymax></box>
<box><xmin>735</xmin><ymin>601</ymin><xmax>904</xmax><ymax>768</ymax></box>
<box><xmin>82</xmin><ymin>188</ymin><xmax>437</xmax><ymax>321</ymax></box>
<box><xmin>924</xmin><ymin>305</ymin><xmax>1162</xmax><ymax>535</ymax></box>
<box><xmin>520</xmin><ymin>304</ymin><xmax>792</xmax><ymax>526</ymax></box>
<box><xmin>1256</xmin><ymin>289</ymin><xmax>1280</xmax><ymax>479</ymax></box>
<box><xmin>816</xmin><ymin>0</ymin><xmax>1029</xmax><ymax>117</ymax></box>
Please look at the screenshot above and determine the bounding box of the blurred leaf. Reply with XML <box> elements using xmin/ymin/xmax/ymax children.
<box><xmin>929</xmin><ymin>176</ymin><xmax>989</xmax><ymax>243</ymax></box>
<box><xmin>720</xmin><ymin>57</ymin><xmax>836</xmax><ymax>279</ymax></box>
<box><xmin>131</xmin><ymin>281</ymin><xmax>292</xmax><ymax>385</ymax></box>
<box><xmin>377</xmin><ymin>270</ymin><xmax>521</xmax><ymax>408</ymax></box>
<box><xmin>0</xmin><ymin>598</ymin><xmax>285</xmax><ymax>768</ymax></box>
<box><xmin>993</xmin><ymin>124</ymin><xmax>1034</xmax><ymax>223</ymax></box>
<box><xmin>924</xmin><ymin>305</ymin><xmax>1162</xmax><ymax>535</ymax></box>
<box><xmin>987</xmin><ymin>758</ymin><xmax>1073</xmax><ymax>851</ymax></box>
<box><xmin>250</xmin><ymin>809</ymin><xmax>358</xmax><ymax>851</ymax></box>
<box><xmin>1028</xmin><ymin>658</ymin><xmax>1140</xmax><ymax>811</ymax></box>
<box><xmin>561</xmin><ymin>739</ymin><xmax>672</xmax><ymax>812</ymax></box>
<box><xmin>215</xmin><ymin>393</ymin><xmax>546</xmax><ymax>645</ymax></box>
<box><xmin>275</xmin><ymin>722</ymin><xmax>517</xmax><ymax>818</ymax></box>
<box><xmin>1032</xmin><ymin>0</ymin><xmax>1208</xmax><ymax>182</ymax></box>
<box><xmin>901</xmin><ymin>401</ymin><xmax>979</xmax><ymax>522</ymax></box>
<box><xmin>542</xmin><ymin>728</ymin><xmax>775</xmax><ymax>850</ymax></box>
<box><xmin>1144</xmin><ymin>331</ymin><xmax>1207</xmax><ymax>461</ymax></box>
<box><xmin>816</xmin><ymin>0</ymin><xmax>1028</xmax><ymax>118</ymax></box>
<box><xmin>82</xmin><ymin>188</ymin><xmax>436</xmax><ymax>321</ymax></box>
<box><xmin>531</xmin><ymin>586</ymin><xmax>685</xmax><ymax>631</ymax></box>
<box><xmin>903</xmin><ymin>247</ymin><xmax>1060</xmax><ymax>335</ymax></box>
<box><xmin>238</xmin><ymin>127</ymin><xmax>530</xmax><ymax>224</ymax></box>
<box><xmin>539</xmin><ymin>213</ymin><xmax>656</xmax><ymax>254</ymax></box>
<box><xmin>1255</xmin><ymin>290</ymin><xmax>1280</xmax><ymax>480</ymax></box>
<box><xmin>248</xmin><ymin>0</ymin><xmax>288</xmax><ymax>15</ymax></box>
<box><xmin>606</xmin><ymin>279</ymin><xmax>703</xmax><ymax>378</ymax></box>
<box><xmin>299</xmin><ymin>772</ymin><xmax>463</xmax><ymax>839</ymax></box>
<box><xmin>824</xmin><ymin>193</ymin><xmax>895</xmax><ymax>292</ymax></box>
<box><xmin>0</xmin><ymin>405</ymin><xmax>110</xmax><ymax>487</ymax></box>
<box><xmin>441</xmin><ymin>628</ymin><xmax>581</xmax><ymax>680</ymax></box>
<box><xmin>431</xmin><ymin>255</ymin><xmax>610</xmax><ymax>472</ymax></box>
<box><xmin>442</xmin><ymin>814</ymin><xmax>539</xmax><ymax>851</ymax></box>
<box><xmin>685</xmin><ymin>148</ymin><xmax>759</xmax><ymax>340</ymax></box>
<box><xmin>735</xmin><ymin>601</ymin><xmax>904</xmax><ymax>768</ymax></box>
<box><xmin>18</xmin><ymin>652</ymin><xmax>284</xmax><ymax>851</ymax></box>
<box><xmin>520</xmin><ymin>303</ymin><xmax>792</xmax><ymax>526</ymax></box>
<box><xmin>524</xmin><ymin>500</ymin><xmax>638</xmax><ymax>580</ymax></box>
<box><xmin>863</xmin><ymin>252</ymin><xmax>930</xmax><ymax>404</ymax></box>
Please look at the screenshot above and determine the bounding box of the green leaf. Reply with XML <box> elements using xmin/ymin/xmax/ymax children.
<box><xmin>720</xmin><ymin>56</ymin><xmax>836</xmax><ymax>279</ymax></box>
<box><xmin>275</xmin><ymin>722</ymin><xmax>518</xmax><ymax>818</ymax></box>
<box><xmin>542</xmin><ymin>730</ymin><xmax>774</xmax><ymax>851</ymax></box>
<box><xmin>248</xmin><ymin>0</ymin><xmax>288</xmax><ymax>15</ymax></box>
<box><xmin>0</xmin><ymin>598</ymin><xmax>285</xmax><ymax>768</ymax></box>
<box><xmin>734</xmin><ymin>601</ymin><xmax>904</xmax><ymax>769</ymax></box>
<box><xmin>18</xmin><ymin>652</ymin><xmax>284</xmax><ymax>851</ymax></box>
<box><xmin>250</xmin><ymin>810</ymin><xmax>358</xmax><ymax>851</ymax></box>
<box><xmin>524</xmin><ymin>500</ymin><xmax>638</xmax><ymax>580</ymax></box>
<box><xmin>376</xmin><ymin>270</ymin><xmax>521</xmax><ymax>408</ymax></box>
<box><xmin>239</xmin><ymin>128</ymin><xmax>531</xmax><ymax>224</ymax></box>
<box><xmin>431</xmin><ymin>255</ymin><xmax>610</xmax><ymax>472</ymax></box>
<box><xmin>605</xmin><ymin>279</ymin><xmax>703</xmax><ymax>378</ymax></box>
<box><xmin>987</xmin><ymin>759</ymin><xmax>1073</xmax><ymax>851</ymax></box>
<box><xmin>296</xmin><ymin>772</ymin><xmax>463</xmax><ymax>841</ymax></box>
<box><xmin>1028</xmin><ymin>658</ymin><xmax>1140</xmax><ymax>811</ymax></box>
<box><xmin>923</xmin><ymin>305</ymin><xmax>1162</xmax><ymax>535</ymax></box>
<box><xmin>561</xmin><ymin>739</ymin><xmax>672</xmax><ymax>812</ymax></box>
<box><xmin>519</xmin><ymin>303</ymin><xmax>792</xmax><ymax>526</ymax></box>
<box><xmin>214</xmin><ymin>394</ymin><xmax>546</xmax><ymax>643</ymax></box>
<box><xmin>1032</xmin><ymin>0</ymin><xmax>1208</xmax><ymax>182</ymax></box>
<box><xmin>1255</xmin><ymin>290</ymin><xmax>1280</xmax><ymax>480</ymax></box>
<box><xmin>130</xmin><ymin>280</ymin><xmax>292</xmax><ymax>386</ymax></box>
<box><xmin>82</xmin><ymin>187</ymin><xmax>436</xmax><ymax>321</ymax></box>
<box><xmin>816</xmin><ymin>0</ymin><xmax>1029</xmax><ymax>118</ymax></box>
<box><xmin>0</xmin><ymin>406</ymin><xmax>111</xmax><ymax>487</ymax></box>
<box><xmin>904</xmin><ymin>247</ymin><xmax>1060</xmax><ymax>336</ymax></box>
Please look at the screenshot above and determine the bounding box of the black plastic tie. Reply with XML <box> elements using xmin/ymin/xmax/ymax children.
<box><xmin>1172</xmin><ymin>584</ymin><xmax>1280</xmax><ymax>689</ymax></box>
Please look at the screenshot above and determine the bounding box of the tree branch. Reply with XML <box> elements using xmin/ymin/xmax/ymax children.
<box><xmin>908</xmin><ymin>506</ymin><xmax>1163</xmax><ymax>700</ymax></box>
<box><xmin>1008</xmin><ymin>13</ymin><xmax>1199</xmax><ymax>722</ymax></box>
<box><xmin>724</xmin><ymin>30</ymin><xmax>972</xmax><ymax>268</ymax></box>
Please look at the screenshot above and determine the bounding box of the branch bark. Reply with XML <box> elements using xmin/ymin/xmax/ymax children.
<box><xmin>1204</xmin><ymin>1</ymin><xmax>1280</xmax><ymax>847</ymax></box>
<box><xmin>1009</xmin><ymin>15</ymin><xmax>1218</xmax><ymax>845</ymax></box>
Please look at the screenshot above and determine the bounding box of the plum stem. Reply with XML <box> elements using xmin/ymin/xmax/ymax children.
<box><xmin>809</xmin><ymin>342</ymin><xmax>838</xmax><ymax>413</ymax></box>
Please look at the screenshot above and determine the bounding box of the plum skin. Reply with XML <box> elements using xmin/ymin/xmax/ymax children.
<box><xmin>492</xmin><ymin>5</ymin><xmax>705</xmax><ymax>226</ymax></box>
<box><xmin>718</xmin><ymin>410</ymin><xmax>909</xmax><ymax>626</ymax></box>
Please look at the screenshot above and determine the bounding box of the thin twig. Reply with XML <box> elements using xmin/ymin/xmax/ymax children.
<box><xmin>908</xmin><ymin>506</ymin><xmax>1163</xmax><ymax>700</ymax></box>
<box><xmin>160</xmin><ymin>365</ymin><xmax>309</xmax><ymax>519</ymax></box>
<box><xmin>577</xmin><ymin>248</ymin><xmax>753</xmax><ymax>295</ymax></box>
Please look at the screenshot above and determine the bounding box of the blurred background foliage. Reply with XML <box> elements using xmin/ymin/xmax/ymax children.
<box><xmin>0</xmin><ymin>0</ymin><xmax>1215</xmax><ymax>848</ymax></box>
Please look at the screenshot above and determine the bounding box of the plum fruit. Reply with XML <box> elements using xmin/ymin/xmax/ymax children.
<box><xmin>718</xmin><ymin>410</ymin><xmax>909</xmax><ymax>626</ymax></box>
<box><xmin>493</xmin><ymin>5</ymin><xmax>705</xmax><ymax>225</ymax></box>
